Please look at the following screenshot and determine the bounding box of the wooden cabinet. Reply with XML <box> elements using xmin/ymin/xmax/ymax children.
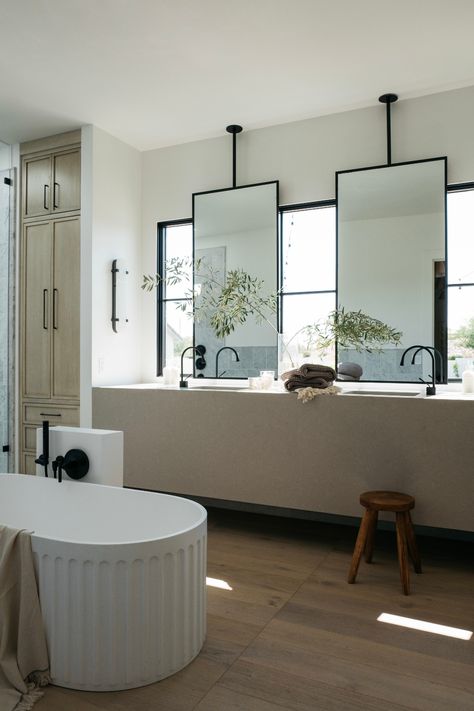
<box><xmin>19</xmin><ymin>131</ymin><xmax>81</xmax><ymax>474</ymax></box>
<box><xmin>23</xmin><ymin>148</ymin><xmax>80</xmax><ymax>218</ymax></box>
<box><xmin>22</xmin><ymin>217</ymin><xmax>80</xmax><ymax>400</ymax></box>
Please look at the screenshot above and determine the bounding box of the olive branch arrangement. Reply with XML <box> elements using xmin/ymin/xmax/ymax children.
<box><xmin>142</xmin><ymin>257</ymin><xmax>402</xmax><ymax>367</ymax></box>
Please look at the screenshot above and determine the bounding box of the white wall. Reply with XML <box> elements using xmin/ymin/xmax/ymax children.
<box><xmin>140</xmin><ymin>85</ymin><xmax>474</xmax><ymax>381</ymax></box>
<box><xmin>0</xmin><ymin>141</ymin><xmax>11</xmax><ymax>171</ymax></box>
<box><xmin>81</xmin><ymin>126</ymin><xmax>142</xmax><ymax>424</ymax></box>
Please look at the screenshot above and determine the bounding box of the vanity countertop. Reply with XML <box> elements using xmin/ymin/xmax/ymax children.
<box><xmin>96</xmin><ymin>380</ymin><xmax>473</xmax><ymax>400</ymax></box>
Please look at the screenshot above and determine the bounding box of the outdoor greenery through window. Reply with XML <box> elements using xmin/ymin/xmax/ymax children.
<box><xmin>157</xmin><ymin>188</ymin><xmax>474</xmax><ymax>380</ymax></box>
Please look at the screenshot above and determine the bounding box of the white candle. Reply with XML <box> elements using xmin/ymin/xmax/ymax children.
<box><xmin>462</xmin><ymin>368</ymin><xmax>474</xmax><ymax>393</ymax></box>
<box><xmin>260</xmin><ymin>370</ymin><xmax>275</xmax><ymax>390</ymax></box>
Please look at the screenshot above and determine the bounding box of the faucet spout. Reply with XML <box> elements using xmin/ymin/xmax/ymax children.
<box><xmin>215</xmin><ymin>347</ymin><xmax>240</xmax><ymax>378</ymax></box>
<box><xmin>400</xmin><ymin>345</ymin><xmax>437</xmax><ymax>396</ymax></box>
<box><xmin>180</xmin><ymin>346</ymin><xmax>206</xmax><ymax>387</ymax></box>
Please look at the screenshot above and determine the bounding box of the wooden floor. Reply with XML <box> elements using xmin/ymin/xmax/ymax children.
<box><xmin>36</xmin><ymin>509</ymin><xmax>474</xmax><ymax>711</ymax></box>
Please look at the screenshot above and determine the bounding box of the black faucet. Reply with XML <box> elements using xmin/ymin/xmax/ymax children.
<box><xmin>400</xmin><ymin>345</ymin><xmax>437</xmax><ymax>396</ymax></box>
<box><xmin>52</xmin><ymin>449</ymin><xmax>90</xmax><ymax>483</ymax></box>
<box><xmin>411</xmin><ymin>346</ymin><xmax>444</xmax><ymax>383</ymax></box>
<box><xmin>35</xmin><ymin>420</ymin><xmax>50</xmax><ymax>477</ymax></box>
<box><xmin>180</xmin><ymin>346</ymin><xmax>206</xmax><ymax>387</ymax></box>
<box><xmin>215</xmin><ymin>347</ymin><xmax>240</xmax><ymax>377</ymax></box>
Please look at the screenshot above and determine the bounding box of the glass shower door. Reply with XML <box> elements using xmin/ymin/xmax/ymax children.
<box><xmin>0</xmin><ymin>160</ymin><xmax>12</xmax><ymax>472</ymax></box>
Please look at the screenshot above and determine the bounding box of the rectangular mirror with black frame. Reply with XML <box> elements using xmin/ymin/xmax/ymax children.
<box><xmin>336</xmin><ymin>157</ymin><xmax>447</xmax><ymax>383</ymax></box>
<box><xmin>192</xmin><ymin>181</ymin><xmax>279</xmax><ymax>379</ymax></box>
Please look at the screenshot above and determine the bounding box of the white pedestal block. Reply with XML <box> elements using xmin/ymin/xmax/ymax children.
<box><xmin>36</xmin><ymin>427</ymin><xmax>123</xmax><ymax>486</ymax></box>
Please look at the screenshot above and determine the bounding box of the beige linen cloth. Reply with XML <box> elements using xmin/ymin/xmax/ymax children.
<box><xmin>0</xmin><ymin>526</ymin><xmax>50</xmax><ymax>711</ymax></box>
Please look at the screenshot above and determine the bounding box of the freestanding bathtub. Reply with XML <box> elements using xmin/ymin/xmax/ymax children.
<box><xmin>0</xmin><ymin>474</ymin><xmax>207</xmax><ymax>691</ymax></box>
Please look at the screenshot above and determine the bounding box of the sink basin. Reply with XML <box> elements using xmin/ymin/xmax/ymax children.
<box><xmin>188</xmin><ymin>385</ymin><xmax>248</xmax><ymax>392</ymax></box>
<box><xmin>343</xmin><ymin>390</ymin><xmax>421</xmax><ymax>397</ymax></box>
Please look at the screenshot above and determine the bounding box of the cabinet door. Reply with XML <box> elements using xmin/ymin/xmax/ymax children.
<box><xmin>23</xmin><ymin>156</ymin><xmax>51</xmax><ymax>218</ymax></box>
<box><xmin>22</xmin><ymin>453</ymin><xmax>37</xmax><ymax>476</ymax></box>
<box><xmin>23</xmin><ymin>222</ymin><xmax>51</xmax><ymax>398</ymax></box>
<box><xmin>52</xmin><ymin>150</ymin><xmax>80</xmax><ymax>214</ymax></box>
<box><xmin>52</xmin><ymin>218</ymin><xmax>80</xmax><ymax>399</ymax></box>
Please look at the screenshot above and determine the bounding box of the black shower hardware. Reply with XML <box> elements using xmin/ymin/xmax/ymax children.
<box><xmin>111</xmin><ymin>259</ymin><xmax>129</xmax><ymax>333</ymax></box>
<box><xmin>378</xmin><ymin>93</ymin><xmax>398</xmax><ymax>166</ymax></box>
<box><xmin>215</xmin><ymin>347</ymin><xmax>240</xmax><ymax>377</ymax></box>
<box><xmin>52</xmin><ymin>449</ymin><xmax>89</xmax><ymax>483</ymax></box>
<box><xmin>400</xmin><ymin>345</ymin><xmax>436</xmax><ymax>396</ymax></box>
<box><xmin>35</xmin><ymin>420</ymin><xmax>50</xmax><ymax>477</ymax></box>
<box><xmin>226</xmin><ymin>124</ymin><xmax>243</xmax><ymax>188</ymax></box>
<box><xmin>180</xmin><ymin>346</ymin><xmax>207</xmax><ymax>387</ymax></box>
<box><xmin>195</xmin><ymin>344</ymin><xmax>207</xmax><ymax>370</ymax></box>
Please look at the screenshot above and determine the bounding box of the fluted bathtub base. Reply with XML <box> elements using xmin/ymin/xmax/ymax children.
<box><xmin>32</xmin><ymin>529</ymin><xmax>207</xmax><ymax>691</ymax></box>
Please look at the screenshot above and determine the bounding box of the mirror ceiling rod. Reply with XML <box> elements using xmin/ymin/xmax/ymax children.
<box><xmin>378</xmin><ymin>93</ymin><xmax>398</xmax><ymax>166</ymax></box>
<box><xmin>226</xmin><ymin>124</ymin><xmax>243</xmax><ymax>187</ymax></box>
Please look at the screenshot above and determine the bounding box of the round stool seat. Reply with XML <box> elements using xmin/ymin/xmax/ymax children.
<box><xmin>360</xmin><ymin>490</ymin><xmax>415</xmax><ymax>512</ymax></box>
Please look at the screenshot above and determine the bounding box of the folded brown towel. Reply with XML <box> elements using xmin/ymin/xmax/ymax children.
<box><xmin>299</xmin><ymin>363</ymin><xmax>336</xmax><ymax>380</ymax></box>
<box><xmin>281</xmin><ymin>363</ymin><xmax>336</xmax><ymax>386</ymax></box>
<box><xmin>284</xmin><ymin>376</ymin><xmax>332</xmax><ymax>392</ymax></box>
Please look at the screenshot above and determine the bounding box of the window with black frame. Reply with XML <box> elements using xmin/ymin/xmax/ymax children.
<box><xmin>156</xmin><ymin>219</ymin><xmax>193</xmax><ymax>375</ymax></box>
<box><xmin>279</xmin><ymin>202</ymin><xmax>337</xmax><ymax>372</ymax></box>
<box><xmin>447</xmin><ymin>184</ymin><xmax>474</xmax><ymax>380</ymax></box>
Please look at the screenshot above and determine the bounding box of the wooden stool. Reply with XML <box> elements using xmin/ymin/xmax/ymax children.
<box><xmin>347</xmin><ymin>491</ymin><xmax>422</xmax><ymax>595</ymax></box>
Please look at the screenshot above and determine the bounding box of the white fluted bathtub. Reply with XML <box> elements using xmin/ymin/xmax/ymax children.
<box><xmin>0</xmin><ymin>474</ymin><xmax>207</xmax><ymax>691</ymax></box>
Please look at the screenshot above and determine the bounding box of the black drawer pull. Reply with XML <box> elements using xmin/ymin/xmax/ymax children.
<box><xmin>39</xmin><ymin>412</ymin><xmax>62</xmax><ymax>417</ymax></box>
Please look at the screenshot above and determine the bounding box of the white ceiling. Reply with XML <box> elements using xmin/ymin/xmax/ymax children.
<box><xmin>1</xmin><ymin>0</ymin><xmax>474</xmax><ymax>151</ymax></box>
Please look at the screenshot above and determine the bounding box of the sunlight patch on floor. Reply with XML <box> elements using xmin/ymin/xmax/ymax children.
<box><xmin>206</xmin><ymin>576</ymin><xmax>233</xmax><ymax>590</ymax></box>
<box><xmin>378</xmin><ymin>613</ymin><xmax>472</xmax><ymax>640</ymax></box>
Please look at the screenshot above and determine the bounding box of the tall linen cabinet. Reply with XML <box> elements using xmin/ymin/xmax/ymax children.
<box><xmin>20</xmin><ymin>131</ymin><xmax>81</xmax><ymax>474</ymax></box>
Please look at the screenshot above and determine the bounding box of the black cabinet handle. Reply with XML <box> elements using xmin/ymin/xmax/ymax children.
<box><xmin>39</xmin><ymin>412</ymin><xmax>61</xmax><ymax>417</ymax></box>
<box><xmin>43</xmin><ymin>289</ymin><xmax>48</xmax><ymax>329</ymax></box>
<box><xmin>43</xmin><ymin>184</ymin><xmax>49</xmax><ymax>210</ymax></box>
<box><xmin>53</xmin><ymin>182</ymin><xmax>59</xmax><ymax>209</ymax></box>
<box><xmin>53</xmin><ymin>288</ymin><xmax>58</xmax><ymax>329</ymax></box>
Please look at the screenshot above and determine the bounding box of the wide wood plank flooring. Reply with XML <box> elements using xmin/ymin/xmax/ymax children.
<box><xmin>36</xmin><ymin>509</ymin><xmax>474</xmax><ymax>710</ymax></box>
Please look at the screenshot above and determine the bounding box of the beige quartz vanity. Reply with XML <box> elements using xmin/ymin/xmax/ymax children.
<box><xmin>93</xmin><ymin>385</ymin><xmax>473</xmax><ymax>533</ymax></box>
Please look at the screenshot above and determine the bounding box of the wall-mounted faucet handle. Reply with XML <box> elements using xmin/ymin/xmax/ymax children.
<box><xmin>52</xmin><ymin>450</ymin><xmax>89</xmax><ymax>483</ymax></box>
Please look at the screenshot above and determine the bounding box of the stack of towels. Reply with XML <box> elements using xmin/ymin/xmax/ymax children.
<box><xmin>281</xmin><ymin>363</ymin><xmax>336</xmax><ymax>392</ymax></box>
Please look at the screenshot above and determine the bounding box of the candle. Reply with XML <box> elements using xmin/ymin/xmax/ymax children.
<box><xmin>260</xmin><ymin>370</ymin><xmax>275</xmax><ymax>390</ymax></box>
<box><xmin>462</xmin><ymin>368</ymin><xmax>474</xmax><ymax>393</ymax></box>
